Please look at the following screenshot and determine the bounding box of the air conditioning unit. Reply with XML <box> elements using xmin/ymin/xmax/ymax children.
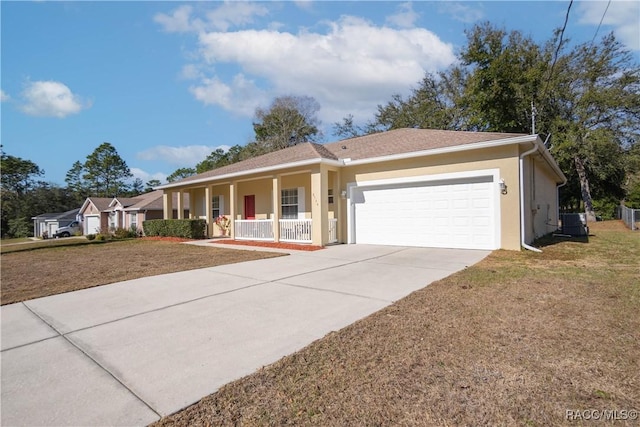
<box><xmin>560</xmin><ymin>213</ymin><xmax>589</xmax><ymax>236</ymax></box>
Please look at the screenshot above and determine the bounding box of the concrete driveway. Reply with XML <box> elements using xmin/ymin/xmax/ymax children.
<box><xmin>1</xmin><ymin>244</ymin><xmax>489</xmax><ymax>426</ymax></box>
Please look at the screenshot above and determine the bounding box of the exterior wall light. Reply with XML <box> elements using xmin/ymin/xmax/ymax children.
<box><xmin>499</xmin><ymin>179</ymin><xmax>508</xmax><ymax>195</ymax></box>
<box><xmin>341</xmin><ymin>190</ymin><xmax>347</xmax><ymax>199</ymax></box>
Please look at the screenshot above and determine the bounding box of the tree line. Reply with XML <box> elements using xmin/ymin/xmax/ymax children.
<box><xmin>2</xmin><ymin>22</ymin><xmax>638</xmax><ymax>237</ymax></box>
<box><xmin>333</xmin><ymin>24</ymin><xmax>640</xmax><ymax>220</ymax></box>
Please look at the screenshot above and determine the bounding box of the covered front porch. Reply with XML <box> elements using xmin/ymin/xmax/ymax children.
<box><xmin>161</xmin><ymin>164</ymin><xmax>342</xmax><ymax>246</ymax></box>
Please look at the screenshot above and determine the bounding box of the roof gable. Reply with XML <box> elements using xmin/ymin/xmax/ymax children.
<box><xmin>79</xmin><ymin>197</ymin><xmax>113</xmax><ymax>214</ymax></box>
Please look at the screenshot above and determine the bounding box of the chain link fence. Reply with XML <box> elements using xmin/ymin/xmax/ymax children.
<box><xmin>619</xmin><ymin>204</ymin><xmax>640</xmax><ymax>231</ymax></box>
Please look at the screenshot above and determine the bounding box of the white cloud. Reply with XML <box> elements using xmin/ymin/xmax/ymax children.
<box><xmin>180</xmin><ymin>64</ymin><xmax>204</xmax><ymax>80</ymax></box>
<box><xmin>386</xmin><ymin>2</ymin><xmax>419</xmax><ymax>29</ymax></box>
<box><xmin>137</xmin><ymin>144</ymin><xmax>232</xmax><ymax>167</ymax></box>
<box><xmin>293</xmin><ymin>1</ymin><xmax>314</xmax><ymax>12</ymax></box>
<box><xmin>130</xmin><ymin>168</ymin><xmax>167</xmax><ymax>185</ymax></box>
<box><xmin>205</xmin><ymin>1</ymin><xmax>269</xmax><ymax>32</ymax></box>
<box><xmin>189</xmin><ymin>74</ymin><xmax>268</xmax><ymax>116</ymax></box>
<box><xmin>0</xmin><ymin>90</ymin><xmax>9</xmax><ymax>102</ymax></box>
<box><xmin>154</xmin><ymin>2</ymin><xmax>268</xmax><ymax>33</ymax></box>
<box><xmin>577</xmin><ymin>0</ymin><xmax>640</xmax><ymax>51</ymax></box>
<box><xmin>20</xmin><ymin>80</ymin><xmax>90</xmax><ymax>118</ymax></box>
<box><xmin>192</xmin><ymin>15</ymin><xmax>456</xmax><ymax>123</ymax></box>
<box><xmin>439</xmin><ymin>2</ymin><xmax>484</xmax><ymax>24</ymax></box>
<box><xmin>154</xmin><ymin>5</ymin><xmax>199</xmax><ymax>33</ymax></box>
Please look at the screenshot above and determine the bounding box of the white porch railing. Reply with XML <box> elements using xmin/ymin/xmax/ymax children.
<box><xmin>234</xmin><ymin>219</ymin><xmax>274</xmax><ymax>241</ymax></box>
<box><xmin>233</xmin><ymin>217</ymin><xmax>337</xmax><ymax>244</ymax></box>
<box><xmin>328</xmin><ymin>218</ymin><xmax>338</xmax><ymax>243</ymax></box>
<box><xmin>279</xmin><ymin>219</ymin><xmax>312</xmax><ymax>243</ymax></box>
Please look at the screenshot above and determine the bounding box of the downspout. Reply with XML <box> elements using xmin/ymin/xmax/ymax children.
<box><xmin>519</xmin><ymin>142</ymin><xmax>542</xmax><ymax>252</ymax></box>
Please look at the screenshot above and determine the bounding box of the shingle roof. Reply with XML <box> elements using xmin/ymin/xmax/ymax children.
<box><xmin>86</xmin><ymin>197</ymin><xmax>113</xmax><ymax>212</ymax></box>
<box><xmin>51</xmin><ymin>208</ymin><xmax>81</xmax><ymax>220</ymax></box>
<box><xmin>111</xmin><ymin>197</ymin><xmax>141</xmax><ymax>208</ymax></box>
<box><xmin>124</xmin><ymin>190</ymin><xmax>190</xmax><ymax>211</ymax></box>
<box><xmin>176</xmin><ymin>142</ymin><xmax>339</xmax><ymax>185</ymax></box>
<box><xmin>323</xmin><ymin>128</ymin><xmax>525</xmax><ymax>161</ymax></box>
<box><xmin>165</xmin><ymin>128</ymin><xmax>526</xmax><ymax>187</ymax></box>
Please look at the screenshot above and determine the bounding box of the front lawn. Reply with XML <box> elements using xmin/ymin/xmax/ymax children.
<box><xmin>0</xmin><ymin>239</ymin><xmax>284</xmax><ymax>305</ymax></box>
<box><xmin>154</xmin><ymin>221</ymin><xmax>639</xmax><ymax>426</ymax></box>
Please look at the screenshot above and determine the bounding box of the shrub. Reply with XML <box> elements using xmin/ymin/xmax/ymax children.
<box><xmin>593</xmin><ymin>197</ymin><xmax>619</xmax><ymax>220</ymax></box>
<box><xmin>8</xmin><ymin>217</ymin><xmax>32</xmax><ymax>238</ymax></box>
<box><xmin>95</xmin><ymin>234</ymin><xmax>106</xmax><ymax>241</ymax></box>
<box><xmin>143</xmin><ymin>219</ymin><xmax>206</xmax><ymax>239</ymax></box>
<box><xmin>112</xmin><ymin>227</ymin><xmax>136</xmax><ymax>239</ymax></box>
<box><xmin>86</xmin><ymin>234</ymin><xmax>96</xmax><ymax>241</ymax></box>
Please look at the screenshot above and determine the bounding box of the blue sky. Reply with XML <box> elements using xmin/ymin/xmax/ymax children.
<box><xmin>2</xmin><ymin>1</ymin><xmax>638</xmax><ymax>186</ymax></box>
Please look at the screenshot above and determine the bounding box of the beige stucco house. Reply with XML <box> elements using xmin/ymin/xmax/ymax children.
<box><xmin>157</xmin><ymin>128</ymin><xmax>566</xmax><ymax>251</ymax></box>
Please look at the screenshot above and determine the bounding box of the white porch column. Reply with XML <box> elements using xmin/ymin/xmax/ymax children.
<box><xmin>230</xmin><ymin>181</ymin><xmax>237</xmax><ymax>239</ymax></box>
<box><xmin>205</xmin><ymin>185</ymin><xmax>212</xmax><ymax>237</ymax></box>
<box><xmin>163</xmin><ymin>191</ymin><xmax>173</xmax><ymax>219</ymax></box>
<box><xmin>311</xmin><ymin>165</ymin><xmax>329</xmax><ymax>246</ymax></box>
<box><xmin>189</xmin><ymin>189</ymin><xmax>196</xmax><ymax>219</ymax></box>
<box><xmin>176</xmin><ymin>190</ymin><xmax>184</xmax><ymax>219</ymax></box>
<box><xmin>333</xmin><ymin>169</ymin><xmax>342</xmax><ymax>243</ymax></box>
<box><xmin>272</xmin><ymin>175</ymin><xmax>281</xmax><ymax>242</ymax></box>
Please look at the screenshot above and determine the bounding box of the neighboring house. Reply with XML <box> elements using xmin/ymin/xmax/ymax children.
<box><xmin>79</xmin><ymin>198</ymin><xmax>113</xmax><ymax>235</ymax></box>
<box><xmin>32</xmin><ymin>208</ymin><xmax>81</xmax><ymax>238</ymax></box>
<box><xmin>78</xmin><ymin>192</ymin><xmax>190</xmax><ymax>235</ymax></box>
<box><xmin>110</xmin><ymin>190</ymin><xmax>190</xmax><ymax>233</ymax></box>
<box><xmin>156</xmin><ymin>128</ymin><xmax>567</xmax><ymax>250</ymax></box>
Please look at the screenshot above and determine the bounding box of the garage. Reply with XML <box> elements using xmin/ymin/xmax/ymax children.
<box><xmin>84</xmin><ymin>215</ymin><xmax>100</xmax><ymax>235</ymax></box>
<box><xmin>349</xmin><ymin>173</ymin><xmax>499</xmax><ymax>250</ymax></box>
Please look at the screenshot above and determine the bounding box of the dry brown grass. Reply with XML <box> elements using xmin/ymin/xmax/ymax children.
<box><xmin>154</xmin><ymin>221</ymin><xmax>639</xmax><ymax>427</ymax></box>
<box><xmin>0</xmin><ymin>239</ymin><xmax>283</xmax><ymax>305</ymax></box>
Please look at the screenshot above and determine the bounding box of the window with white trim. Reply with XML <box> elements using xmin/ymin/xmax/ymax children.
<box><xmin>328</xmin><ymin>189</ymin><xmax>334</xmax><ymax>204</ymax></box>
<box><xmin>212</xmin><ymin>195</ymin><xmax>221</xmax><ymax>218</ymax></box>
<box><xmin>130</xmin><ymin>212</ymin><xmax>137</xmax><ymax>230</ymax></box>
<box><xmin>281</xmin><ymin>188</ymin><xmax>298</xmax><ymax>219</ymax></box>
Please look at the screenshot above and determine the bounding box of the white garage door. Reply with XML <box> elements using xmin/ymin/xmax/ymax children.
<box><xmin>352</xmin><ymin>176</ymin><xmax>498</xmax><ymax>250</ymax></box>
<box><xmin>85</xmin><ymin>216</ymin><xmax>100</xmax><ymax>234</ymax></box>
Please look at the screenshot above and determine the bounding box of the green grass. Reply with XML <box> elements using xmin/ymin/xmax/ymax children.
<box><xmin>0</xmin><ymin>237</ymin><xmax>103</xmax><ymax>254</ymax></box>
<box><xmin>0</xmin><ymin>237</ymin><xmax>33</xmax><ymax>245</ymax></box>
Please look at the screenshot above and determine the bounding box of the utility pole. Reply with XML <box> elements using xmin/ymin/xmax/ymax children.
<box><xmin>531</xmin><ymin>101</ymin><xmax>537</xmax><ymax>135</ymax></box>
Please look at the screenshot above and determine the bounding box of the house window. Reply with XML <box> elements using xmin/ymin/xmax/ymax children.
<box><xmin>130</xmin><ymin>212</ymin><xmax>137</xmax><ymax>230</ymax></box>
<box><xmin>328</xmin><ymin>189</ymin><xmax>334</xmax><ymax>204</ymax></box>
<box><xmin>281</xmin><ymin>188</ymin><xmax>298</xmax><ymax>219</ymax></box>
<box><xmin>212</xmin><ymin>195</ymin><xmax>221</xmax><ymax>218</ymax></box>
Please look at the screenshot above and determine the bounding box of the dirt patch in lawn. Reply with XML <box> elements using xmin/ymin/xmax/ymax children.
<box><xmin>0</xmin><ymin>239</ymin><xmax>284</xmax><ymax>305</ymax></box>
<box><xmin>212</xmin><ymin>239</ymin><xmax>324</xmax><ymax>251</ymax></box>
<box><xmin>154</xmin><ymin>221</ymin><xmax>639</xmax><ymax>427</ymax></box>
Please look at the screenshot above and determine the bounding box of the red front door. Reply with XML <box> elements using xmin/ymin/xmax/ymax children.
<box><xmin>244</xmin><ymin>195</ymin><xmax>255</xmax><ymax>220</ymax></box>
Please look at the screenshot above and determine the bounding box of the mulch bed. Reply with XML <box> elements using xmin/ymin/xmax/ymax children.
<box><xmin>211</xmin><ymin>239</ymin><xmax>324</xmax><ymax>251</ymax></box>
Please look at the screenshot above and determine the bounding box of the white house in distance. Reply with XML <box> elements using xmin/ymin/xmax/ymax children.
<box><xmin>32</xmin><ymin>208</ymin><xmax>81</xmax><ymax>238</ymax></box>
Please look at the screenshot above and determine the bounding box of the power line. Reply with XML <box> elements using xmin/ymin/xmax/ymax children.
<box><xmin>591</xmin><ymin>0</ymin><xmax>612</xmax><ymax>44</ymax></box>
<box><xmin>540</xmin><ymin>0</ymin><xmax>573</xmax><ymax>109</ymax></box>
